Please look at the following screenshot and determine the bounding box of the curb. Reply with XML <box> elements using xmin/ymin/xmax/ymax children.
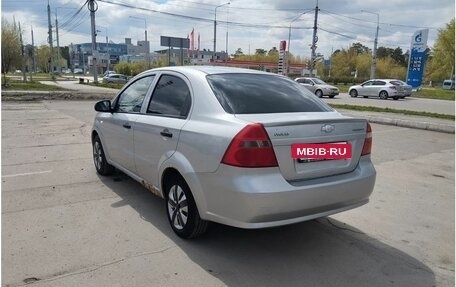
<box><xmin>1</xmin><ymin>91</ymin><xmax>116</xmax><ymax>101</ymax></box>
<box><xmin>342</xmin><ymin>113</ymin><xmax>454</xmax><ymax>134</ymax></box>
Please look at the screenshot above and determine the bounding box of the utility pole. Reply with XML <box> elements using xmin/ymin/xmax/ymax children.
<box><xmin>47</xmin><ymin>0</ymin><xmax>54</xmax><ymax>76</ymax></box>
<box><xmin>88</xmin><ymin>0</ymin><xmax>98</xmax><ymax>82</ymax></box>
<box><xmin>213</xmin><ymin>2</ymin><xmax>230</xmax><ymax>64</ymax></box>
<box><xmin>362</xmin><ymin>10</ymin><xmax>379</xmax><ymax>79</ymax></box>
<box><xmin>55</xmin><ymin>11</ymin><xmax>61</xmax><ymax>73</ymax></box>
<box><xmin>309</xmin><ymin>0</ymin><xmax>319</xmax><ymax>77</ymax></box>
<box><xmin>31</xmin><ymin>26</ymin><xmax>36</xmax><ymax>80</ymax></box>
<box><xmin>18</xmin><ymin>22</ymin><xmax>26</xmax><ymax>82</ymax></box>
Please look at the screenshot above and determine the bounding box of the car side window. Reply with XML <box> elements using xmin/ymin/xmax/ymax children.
<box><xmin>115</xmin><ymin>75</ymin><xmax>155</xmax><ymax>113</ymax></box>
<box><xmin>375</xmin><ymin>81</ymin><xmax>386</xmax><ymax>86</ymax></box>
<box><xmin>363</xmin><ymin>81</ymin><xmax>373</xmax><ymax>86</ymax></box>
<box><xmin>147</xmin><ymin>75</ymin><xmax>191</xmax><ymax>118</ymax></box>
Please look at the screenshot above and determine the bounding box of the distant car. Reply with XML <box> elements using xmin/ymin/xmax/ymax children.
<box><xmin>103</xmin><ymin>70</ymin><xmax>116</xmax><ymax>77</ymax></box>
<box><xmin>92</xmin><ymin>66</ymin><xmax>376</xmax><ymax>238</ymax></box>
<box><xmin>442</xmin><ymin>80</ymin><xmax>455</xmax><ymax>90</ymax></box>
<box><xmin>349</xmin><ymin>79</ymin><xmax>409</xmax><ymax>100</ymax></box>
<box><xmin>395</xmin><ymin>80</ymin><xmax>413</xmax><ymax>97</ymax></box>
<box><xmin>103</xmin><ymin>73</ymin><xmax>129</xmax><ymax>84</ymax></box>
<box><xmin>295</xmin><ymin>77</ymin><xmax>339</xmax><ymax>98</ymax></box>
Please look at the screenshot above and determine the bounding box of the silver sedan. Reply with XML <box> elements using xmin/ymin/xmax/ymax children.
<box><xmin>92</xmin><ymin>66</ymin><xmax>376</xmax><ymax>238</ymax></box>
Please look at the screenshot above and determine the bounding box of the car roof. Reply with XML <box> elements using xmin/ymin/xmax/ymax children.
<box><xmin>138</xmin><ymin>66</ymin><xmax>279</xmax><ymax>77</ymax></box>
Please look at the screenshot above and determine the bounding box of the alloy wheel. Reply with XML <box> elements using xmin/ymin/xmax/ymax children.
<box><xmin>167</xmin><ymin>185</ymin><xmax>188</xmax><ymax>230</ymax></box>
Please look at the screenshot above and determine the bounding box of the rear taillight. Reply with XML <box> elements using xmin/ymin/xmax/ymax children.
<box><xmin>361</xmin><ymin>123</ymin><xmax>372</xmax><ymax>156</ymax></box>
<box><xmin>389</xmin><ymin>85</ymin><xmax>397</xmax><ymax>90</ymax></box>
<box><xmin>222</xmin><ymin>123</ymin><xmax>278</xmax><ymax>168</ymax></box>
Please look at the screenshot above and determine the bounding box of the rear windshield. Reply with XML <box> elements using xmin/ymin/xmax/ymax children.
<box><xmin>206</xmin><ymin>73</ymin><xmax>333</xmax><ymax>114</ymax></box>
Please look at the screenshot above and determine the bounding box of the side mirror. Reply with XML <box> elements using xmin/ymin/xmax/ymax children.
<box><xmin>94</xmin><ymin>100</ymin><xmax>112</xmax><ymax>112</ymax></box>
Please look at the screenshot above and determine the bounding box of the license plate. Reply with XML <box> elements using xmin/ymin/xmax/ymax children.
<box><xmin>291</xmin><ymin>142</ymin><xmax>352</xmax><ymax>160</ymax></box>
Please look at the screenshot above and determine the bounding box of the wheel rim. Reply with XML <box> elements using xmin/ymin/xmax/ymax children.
<box><xmin>380</xmin><ymin>91</ymin><xmax>387</xmax><ymax>99</ymax></box>
<box><xmin>316</xmin><ymin>90</ymin><xmax>323</xmax><ymax>97</ymax></box>
<box><xmin>93</xmin><ymin>141</ymin><xmax>103</xmax><ymax>171</ymax></box>
<box><xmin>350</xmin><ymin>90</ymin><xmax>357</xmax><ymax>97</ymax></box>
<box><xmin>167</xmin><ymin>185</ymin><xmax>188</xmax><ymax>230</ymax></box>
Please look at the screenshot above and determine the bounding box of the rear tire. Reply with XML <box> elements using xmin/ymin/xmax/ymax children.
<box><xmin>165</xmin><ymin>175</ymin><xmax>208</xmax><ymax>239</ymax></box>
<box><xmin>393</xmin><ymin>96</ymin><xmax>399</xmax><ymax>100</ymax></box>
<box><xmin>349</xmin><ymin>89</ymin><xmax>358</xmax><ymax>97</ymax></box>
<box><xmin>379</xmin><ymin>91</ymin><xmax>389</xmax><ymax>100</ymax></box>
<box><xmin>93</xmin><ymin>135</ymin><xmax>115</xmax><ymax>176</ymax></box>
<box><xmin>329</xmin><ymin>95</ymin><xmax>335</xmax><ymax>98</ymax></box>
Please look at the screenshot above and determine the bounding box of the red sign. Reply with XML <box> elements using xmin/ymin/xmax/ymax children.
<box><xmin>279</xmin><ymin>40</ymin><xmax>287</xmax><ymax>52</ymax></box>
<box><xmin>291</xmin><ymin>143</ymin><xmax>352</xmax><ymax>159</ymax></box>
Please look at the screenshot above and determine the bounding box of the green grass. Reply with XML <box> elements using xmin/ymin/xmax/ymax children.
<box><xmin>413</xmin><ymin>88</ymin><xmax>455</xmax><ymax>101</ymax></box>
<box><xmin>2</xmin><ymin>80</ymin><xmax>67</xmax><ymax>91</ymax></box>
<box><xmin>335</xmin><ymin>85</ymin><xmax>350</xmax><ymax>93</ymax></box>
<box><xmin>87</xmin><ymin>82</ymin><xmax>123</xmax><ymax>89</ymax></box>
<box><xmin>330</xmin><ymin>104</ymin><xmax>455</xmax><ymax>121</ymax></box>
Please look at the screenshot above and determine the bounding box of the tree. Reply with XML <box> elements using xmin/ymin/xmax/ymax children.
<box><xmin>350</xmin><ymin>42</ymin><xmax>370</xmax><ymax>55</ymax></box>
<box><xmin>1</xmin><ymin>18</ymin><xmax>21</xmax><ymax>82</ymax></box>
<box><xmin>36</xmin><ymin>45</ymin><xmax>51</xmax><ymax>73</ymax></box>
<box><xmin>233</xmin><ymin>48</ymin><xmax>243</xmax><ymax>58</ymax></box>
<box><xmin>427</xmin><ymin>19</ymin><xmax>455</xmax><ymax>81</ymax></box>
<box><xmin>268</xmin><ymin>47</ymin><xmax>278</xmax><ymax>57</ymax></box>
<box><xmin>255</xmin><ymin>48</ymin><xmax>267</xmax><ymax>55</ymax></box>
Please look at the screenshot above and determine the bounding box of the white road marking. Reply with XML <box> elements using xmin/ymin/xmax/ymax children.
<box><xmin>2</xmin><ymin>170</ymin><xmax>53</xmax><ymax>178</ymax></box>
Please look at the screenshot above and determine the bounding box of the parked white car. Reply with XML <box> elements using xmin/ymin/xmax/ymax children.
<box><xmin>349</xmin><ymin>79</ymin><xmax>411</xmax><ymax>100</ymax></box>
<box><xmin>92</xmin><ymin>66</ymin><xmax>376</xmax><ymax>238</ymax></box>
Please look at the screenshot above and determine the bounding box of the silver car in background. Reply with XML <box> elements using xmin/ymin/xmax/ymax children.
<box><xmin>92</xmin><ymin>66</ymin><xmax>376</xmax><ymax>238</ymax></box>
<box><xmin>349</xmin><ymin>79</ymin><xmax>411</xmax><ymax>100</ymax></box>
<box><xmin>295</xmin><ymin>77</ymin><xmax>340</xmax><ymax>98</ymax></box>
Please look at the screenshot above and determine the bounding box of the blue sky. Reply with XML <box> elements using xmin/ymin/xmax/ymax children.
<box><xmin>2</xmin><ymin>0</ymin><xmax>455</xmax><ymax>59</ymax></box>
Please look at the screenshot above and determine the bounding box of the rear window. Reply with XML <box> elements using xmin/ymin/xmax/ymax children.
<box><xmin>206</xmin><ymin>73</ymin><xmax>332</xmax><ymax>114</ymax></box>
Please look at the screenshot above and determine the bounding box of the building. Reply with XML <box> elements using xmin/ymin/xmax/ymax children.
<box><xmin>70</xmin><ymin>37</ymin><xmax>150</xmax><ymax>73</ymax></box>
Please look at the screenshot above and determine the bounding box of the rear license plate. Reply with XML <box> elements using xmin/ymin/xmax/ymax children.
<box><xmin>291</xmin><ymin>142</ymin><xmax>352</xmax><ymax>160</ymax></box>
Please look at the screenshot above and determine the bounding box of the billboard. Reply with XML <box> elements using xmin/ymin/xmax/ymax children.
<box><xmin>406</xmin><ymin>29</ymin><xmax>429</xmax><ymax>88</ymax></box>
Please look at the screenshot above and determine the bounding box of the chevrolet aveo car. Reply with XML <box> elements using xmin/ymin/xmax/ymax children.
<box><xmin>349</xmin><ymin>79</ymin><xmax>412</xmax><ymax>100</ymax></box>
<box><xmin>92</xmin><ymin>66</ymin><xmax>376</xmax><ymax>239</ymax></box>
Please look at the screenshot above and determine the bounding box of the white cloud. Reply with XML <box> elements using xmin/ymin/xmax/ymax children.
<box><xmin>2</xmin><ymin>0</ymin><xmax>454</xmax><ymax>59</ymax></box>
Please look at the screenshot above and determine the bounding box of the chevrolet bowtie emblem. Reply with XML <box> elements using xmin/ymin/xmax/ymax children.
<box><xmin>321</xmin><ymin>124</ymin><xmax>335</xmax><ymax>133</ymax></box>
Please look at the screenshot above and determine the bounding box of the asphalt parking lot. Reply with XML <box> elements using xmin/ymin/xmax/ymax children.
<box><xmin>2</xmin><ymin>100</ymin><xmax>454</xmax><ymax>287</ymax></box>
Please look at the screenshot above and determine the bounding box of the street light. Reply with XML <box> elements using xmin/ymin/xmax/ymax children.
<box><xmin>361</xmin><ymin>10</ymin><xmax>379</xmax><ymax>79</ymax></box>
<box><xmin>287</xmin><ymin>10</ymin><xmax>312</xmax><ymax>76</ymax></box>
<box><xmin>129</xmin><ymin>16</ymin><xmax>150</xmax><ymax>69</ymax></box>
<box><xmin>213</xmin><ymin>2</ymin><xmax>230</xmax><ymax>64</ymax></box>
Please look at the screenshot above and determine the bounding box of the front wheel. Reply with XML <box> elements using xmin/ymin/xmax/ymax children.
<box><xmin>349</xmin><ymin>90</ymin><xmax>358</xmax><ymax>97</ymax></box>
<box><xmin>315</xmin><ymin>90</ymin><xmax>323</xmax><ymax>98</ymax></box>
<box><xmin>93</xmin><ymin>135</ymin><xmax>114</xmax><ymax>176</ymax></box>
<box><xmin>328</xmin><ymin>95</ymin><xmax>335</xmax><ymax>99</ymax></box>
<box><xmin>165</xmin><ymin>175</ymin><xmax>208</xmax><ymax>239</ymax></box>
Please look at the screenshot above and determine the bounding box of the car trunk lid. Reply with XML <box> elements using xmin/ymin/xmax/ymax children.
<box><xmin>235</xmin><ymin>112</ymin><xmax>368</xmax><ymax>181</ymax></box>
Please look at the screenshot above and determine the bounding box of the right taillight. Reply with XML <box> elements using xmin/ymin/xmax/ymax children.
<box><xmin>361</xmin><ymin>122</ymin><xmax>372</xmax><ymax>156</ymax></box>
<box><xmin>222</xmin><ymin>123</ymin><xmax>278</xmax><ymax>168</ymax></box>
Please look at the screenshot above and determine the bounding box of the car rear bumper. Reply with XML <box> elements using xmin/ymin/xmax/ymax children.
<box><xmin>196</xmin><ymin>157</ymin><xmax>376</xmax><ymax>229</ymax></box>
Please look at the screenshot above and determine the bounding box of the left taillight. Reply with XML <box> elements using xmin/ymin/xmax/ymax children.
<box><xmin>222</xmin><ymin>123</ymin><xmax>278</xmax><ymax>168</ymax></box>
<box><xmin>361</xmin><ymin>123</ymin><xmax>372</xmax><ymax>156</ymax></box>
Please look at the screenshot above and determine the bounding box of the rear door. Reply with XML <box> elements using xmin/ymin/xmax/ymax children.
<box><xmin>134</xmin><ymin>72</ymin><xmax>192</xmax><ymax>187</ymax></box>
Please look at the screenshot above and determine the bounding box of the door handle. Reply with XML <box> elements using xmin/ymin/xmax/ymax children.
<box><xmin>160</xmin><ymin>129</ymin><xmax>173</xmax><ymax>138</ymax></box>
<box><xmin>123</xmin><ymin>123</ymin><xmax>131</xmax><ymax>129</ymax></box>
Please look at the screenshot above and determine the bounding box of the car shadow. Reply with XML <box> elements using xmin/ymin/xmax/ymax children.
<box><xmin>99</xmin><ymin>171</ymin><xmax>435</xmax><ymax>287</ymax></box>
